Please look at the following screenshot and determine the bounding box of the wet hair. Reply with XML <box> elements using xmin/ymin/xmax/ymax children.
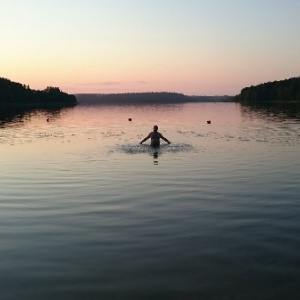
<box><xmin>153</xmin><ymin>125</ymin><xmax>158</xmax><ymax>131</ymax></box>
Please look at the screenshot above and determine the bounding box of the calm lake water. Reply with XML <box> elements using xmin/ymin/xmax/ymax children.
<box><xmin>1</xmin><ymin>102</ymin><xmax>300</xmax><ymax>300</ymax></box>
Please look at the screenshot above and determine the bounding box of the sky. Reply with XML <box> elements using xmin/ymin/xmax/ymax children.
<box><xmin>1</xmin><ymin>0</ymin><xmax>300</xmax><ymax>95</ymax></box>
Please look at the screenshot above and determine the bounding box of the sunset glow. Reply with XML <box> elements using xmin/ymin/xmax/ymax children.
<box><xmin>1</xmin><ymin>0</ymin><xmax>300</xmax><ymax>95</ymax></box>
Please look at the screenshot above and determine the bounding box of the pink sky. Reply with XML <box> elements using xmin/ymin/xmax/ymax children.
<box><xmin>1</xmin><ymin>1</ymin><xmax>300</xmax><ymax>95</ymax></box>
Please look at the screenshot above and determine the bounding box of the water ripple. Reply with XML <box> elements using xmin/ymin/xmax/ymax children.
<box><xmin>112</xmin><ymin>143</ymin><xmax>193</xmax><ymax>155</ymax></box>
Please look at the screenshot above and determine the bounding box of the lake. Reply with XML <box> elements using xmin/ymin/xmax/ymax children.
<box><xmin>1</xmin><ymin>102</ymin><xmax>300</xmax><ymax>300</ymax></box>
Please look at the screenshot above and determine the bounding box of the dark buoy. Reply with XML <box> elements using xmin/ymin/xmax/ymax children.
<box><xmin>128</xmin><ymin>118</ymin><xmax>132</xmax><ymax>121</ymax></box>
<box><xmin>207</xmin><ymin>120</ymin><xmax>211</xmax><ymax>124</ymax></box>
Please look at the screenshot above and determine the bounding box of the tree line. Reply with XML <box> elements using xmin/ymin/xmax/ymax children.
<box><xmin>0</xmin><ymin>77</ymin><xmax>77</xmax><ymax>107</ymax></box>
<box><xmin>235</xmin><ymin>77</ymin><xmax>300</xmax><ymax>104</ymax></box>
<box><xmin>76</xmin><ymin>92</ymin><xmax>190</xmax><ymax>104</ymax></box>
<box><xmin>76</xmin><ymin>93</ymin><xmax>234</xmax><ymax>104</ymax></box>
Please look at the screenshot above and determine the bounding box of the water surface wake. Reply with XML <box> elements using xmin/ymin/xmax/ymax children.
<box><xmin>113</xmin><ymin>143</ymin><xmax>193</xmax><ymax>155</ymax></box>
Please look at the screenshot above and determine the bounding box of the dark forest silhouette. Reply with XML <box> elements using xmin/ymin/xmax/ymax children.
<box><xmin>2</xmin><ymin>75</ymin><xmax>300</xmax><ymax>109</ymax></box>
<box><xmin>76</xmin><ymin>93</ymin><xmax>231</xmax><ymax>104</ymax></box>
<box><xmin>0</xmin><ymin>77</ymin><xmax>77</xmax><ymax>107</ymax></box>
<box><xmin>235</xmin><ymin>77</ymin><xmax>300</xmax><ymax>104</ymax></box>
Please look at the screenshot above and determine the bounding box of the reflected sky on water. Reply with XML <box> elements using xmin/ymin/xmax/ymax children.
<box><xmin>1</xmin><ymin>102</ymin><xmax>300</xmax><ymax>299</ymax></box>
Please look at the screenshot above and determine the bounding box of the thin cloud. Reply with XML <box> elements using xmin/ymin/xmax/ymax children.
<box><xmin>100</xmin><ymin>81</ymin><xmax>121</xmax><ymax>86</ymax></box>
<box><xmin>79</xmin><ymin>81</ymin><xmax>146</xmax><ymax>86</ymax></box>
<box><xmin>79</xmin><ymin>81</ymin><xmax>120</xmax><ymax>86</ymax></box>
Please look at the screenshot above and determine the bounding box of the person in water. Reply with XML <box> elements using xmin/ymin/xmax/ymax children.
<box><xmin>140</xmin><ymin>125</ymin><xmax>171</xmax><ymax>147</ymax></box>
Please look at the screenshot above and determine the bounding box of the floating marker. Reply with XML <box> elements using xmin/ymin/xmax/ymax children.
<box><xmin>128</xmin><ymin>118</ymin><xmax>132</xmax><ymax>121</ymax></box>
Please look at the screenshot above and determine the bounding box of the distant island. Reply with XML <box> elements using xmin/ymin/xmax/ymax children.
<box><xmin>76</xmin><ymin>92</ymin><xmax>232</xmax><ymax>104</ymax></box>
<box><xmin>234</xmin><ymin>76</ymin><xmax>300</xmax><ymax>105</ymax></box>
<box><xmin>0</xmin><ymin>77</ymin><xmax>77</xmax><ymax>107</ymax></box>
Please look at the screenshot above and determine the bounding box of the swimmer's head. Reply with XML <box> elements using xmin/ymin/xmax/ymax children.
<box><xmin>153</xmin><ymin>125</ymin><xmax>158</xmax><ymax>131</ymax></box>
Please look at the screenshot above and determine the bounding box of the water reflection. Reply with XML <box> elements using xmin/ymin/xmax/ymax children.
<box><xmin>0</xmin><ymin>106</ymin><xmax>74</xmax><ymax>127</ymax></box>
<box><xmin>1</xmin><ymin>102</ymin><xmax>300</xmax><ymax>299</ymax></box>
<box><xmin>153</xmin><ymin>151</ymin><xmax>159</xmax><ymax>165</ymax></box>
<box><xmin>1</xmin><ymin>103</ymin><xmax>300</xmax><ymax>150</ymax></box>
<box><xmin>236</xmin><ymin>103</ymin><xmax>300</xmax><ymax>146</ymax></box>
<box><xmin>241</xmin><ymin>103</ymin><xmax>300</xmax><ymax>121</ymax></box>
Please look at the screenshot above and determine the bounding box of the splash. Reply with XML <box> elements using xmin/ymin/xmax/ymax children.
<box><xmin>112</xmin><ymin>143</ymin><xmax>193</xmax><ymax>155</ymax></box>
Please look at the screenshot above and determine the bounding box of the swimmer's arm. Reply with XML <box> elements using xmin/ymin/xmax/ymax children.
<box><xmin>140</xmin><ymin>133</ymin><xmax>151</xmax><ymax>144</ymax></box>
<box><xmin>160</xmin><ymin>134</ymin><xmax>171</xmax><ymax>144</ymax></box>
